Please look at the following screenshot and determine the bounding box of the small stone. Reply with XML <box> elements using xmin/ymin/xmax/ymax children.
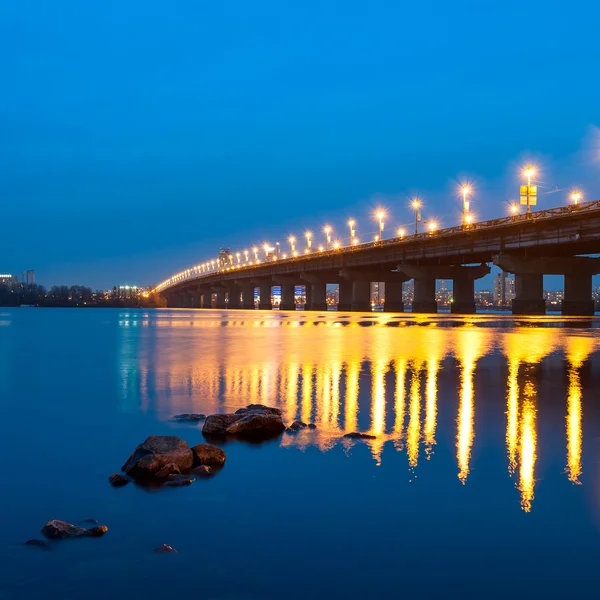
<box><xmin>24</xmin><ymin>539</ymin><xmax>51</xmax><ymax>551</ymax></box>
<box><xmin>307</xmin><ymin>423</ymin><xmax>317</xmax><ymax>429</ymax></box>
<box><xmin>154</xmin><ymin>544</ymin><xmax>177</xmax><ymax>554</ymax></box>
<box><xmin>163</xmin><ymin>474</ymin><xmax>195</xmax><ymax>487</ymax></box>
<box><xmin>343</xmin><ymin>432</ymin><xmax>377</xmax><ymax>440</ymax></box>
<box><xmin>41</xmin><ymin>520</ymin><xmax>108</xmax><ymax>539</ymax></box>
<box><xmin>173</xmin><ymin>413</ymin><xmax>206</xmax><ymax>422</ymax></box>
<box><xmin>289</xmin><ymin>420</ymin><xmax>307</xmax><ymax>431</ymax></box>
<box><xmin>87</xmin><ymin>525</ymin><xmax>108</xmax><ymax>537</ymax></box>
<box><xmin>109</xmin><ymin>473</ymin><xmax>130</xmax><ymax>487</ymax></box>
<box><xmin>191</xmin><ymin>443</ymin><xmax>226</xmax><ymax>467</ymax></box>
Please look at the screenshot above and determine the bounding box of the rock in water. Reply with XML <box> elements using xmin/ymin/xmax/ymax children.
<box><xmin>173</xmin><ymin>413</ymin><xmax>206</xmax><ymax>422</ymax></box>
<box><xmin>288</xmin><ymin>420</ymin><xmax>308</xmax><ymax>431</ymax></box>
<box><xmin>121</xmin><ymin>436</ymin><xmax>193</xmax><ymax>480</ymax></box>
<box><xmin>191</xmin><ymin>465</ymin><xmax>216</xmax><ymax>478</ymax></box>
<box><xmin>108</xmin><ymin>473</ymin><xmax>130</xmax><ymax>487</ymax></box>
<box><xmin>343</xmin><ymin>432</ymin><xmax>377</xmax><ymax>440</ymax></box>
<box><xmin>24</xmin><ymin>539</ymin><xmax>51</xmax><ymax>551</ymax></box>
<box><xmin>163</xmin><ymin>474</ymin><xmax>195</xmax><ymax>487</ymax></box>
<box><xmin>154</xmin><ymin>463</ymin><xmax>182</xmax><ymax>479</ymax></box>
<box><xmin>154</xmin><ymin>544</ymin><xmax>177</xmax><ymax>553</ymax></box>
<box><xmin>41</xmin><ymin>520</ymin><xmax>108</xmax><ymax>539</ymax></box>
<box><xmin>202</xmin><ymin>405</ymin><xmax>285</xmax><ymax>440</ymax></box>
<box><xmin>191</xmin><ymin>443</ymin><xmax>226</xmax><ymax>467</ymax></box>
<box><xmin>307</xmin><ymin>423</ymin><xmax>317</xmax><ymax>429</ymax></box>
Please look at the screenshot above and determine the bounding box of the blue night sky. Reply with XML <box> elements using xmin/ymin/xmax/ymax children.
<box><xmin>1</xmin><ymin>0</ymin><xmax>599</xmax><ymax>289</ymax></box>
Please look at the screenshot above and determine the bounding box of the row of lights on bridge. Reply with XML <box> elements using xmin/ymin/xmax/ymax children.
<box><xmin>155</xmin><ymin>166</ymin><xmax>584</xmax><ymax>292</ymax></box>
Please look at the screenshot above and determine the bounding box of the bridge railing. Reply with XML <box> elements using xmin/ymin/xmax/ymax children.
<box><xmin>155</xmin><ymin>199</ymin><xmax>600</xmax><ymax>292</ymax></box>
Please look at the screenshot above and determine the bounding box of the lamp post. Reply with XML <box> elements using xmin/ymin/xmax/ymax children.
<box><xmin>524</xmin><ymin>166</ymin><xmax>535</xmax><ymax>216</ymax></box>
<box><xmin>252</xmin><ymin>247</ymin><xmax>259</xmax><ymax>262</ymax></box>
<box><xmin>571</xmin><ymin>191</ymin><xmax>582</xmax><ymax>205</ymax></box>
<box><xmin>289</xmin><ymin>236</ymin><xmax>296</xmax><ymax>254</ymax></box>
<box><xmin>348</xmin><ymin>219</ymin><xmax>356</xmax><ymax>246</ymax></box>
<box><xmin>324</xmin><ymin>226</ymin><xmax>332</xmax><ymax>251</ymax></box>
<box><xmin>397</xmin><ymin>228</ymin><xmax>405</xmax><ymax>239</ymax></box>
<box><xmin>244</xmin><ymin>250</ymin><xmax>249</xmax><ymax>263</ymax></box>
<box><xmin>376</xmin><ymin>211</ymin><xmax>385</xmax><ymax>241</ymax></box>
<box><xmin>305</xmin><ymin>231</ymin><xmax>312</xmax><ymax>253</ymax></box>
<box><xmin>412</xmin><ymin>199</ymin><xmax>421</xmax><ymax>234</ymax></box>
<box><xmin>462</xmin><ymin>185</ymin><xmax>470</xmax><ymax>227</ymax></box>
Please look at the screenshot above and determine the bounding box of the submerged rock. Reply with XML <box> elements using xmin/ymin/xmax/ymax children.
<box><xmin>288</xmin><ymin>420</ymin><xmax>308</xmax><ymax>431</ymax></box>
<box><xmin>202</xmin><ymin>405</ymin><xmax>285</xmax><ymax>440</ymax></box>
<box><xmin>109</xmin><ymin>473</ymin><xmax>130</xmax><ymax>487</ymax></box>
<box><xmin>41</xmin><ymin>520</ymin><xmax>108</xmax><ymax>539</ymax></box>
<box><xmin>191</xmin><ymin>443</ymin><xmax>226</xmax><ymax>467</ymax></box>
<box><xmin>163</xmin><ymin>474</ymin><xmax>195</xmax><ymax>487</ymax></box>
<box><xmin>173</xmin><ymin>413</ymin><xmax>206</xmax><ymax>422</ymax></box>
<box><xmin>24</xmin><ymin>539</ymin><xmax>51</xmax><ymax>551</ymax></box>
<box><xmin>121</xmin><ymin>436</ymin><xmax>193</xmax><ymax>480</ymax></box>
<box><xmin>343</xmin><ymin>432</ymin><xmax>377</xmax><ymax>440</ymax></box>
<box><xmin>307</xmin><ymin>423</ymin><xmax>317</xmax><ymax>429</ymax></box>
<box><xmin>154</xmin><ymin>544</ymin><xmax>177</xmax><ymax>554</ymax></box>
<box><xmin>191</xmin><ymin>465</ymin><xmax>216</xmax><ymax>478</ymax></box>
<box><xmin>155</xmin><ymin>463</ymin><xmax>182</xmax><ymax>479</ymax></box>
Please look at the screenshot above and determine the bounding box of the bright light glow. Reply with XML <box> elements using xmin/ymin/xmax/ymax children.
<box><xmin>510</xmin><ymin>204</ymin><xmax>519</xmax><ymax>215</ymax></box>
<box><xmin>293</xmin><ymin>251</ymin><xmax>298</xmax><ymax>257</ymax></box>
<box><xmin>462</xmin><ymin>185</ymin><xmax>470</xmax><ymax>195</ymax></box>
<box><xmin>412</xmin><ymin>199</ymin><xmax>421</xmax><ymax>209</ymax></box>
<box><xmin>352</xmin><ymin>239</ymin><xmax>359</xmax><ymax>245</ymax></box>
<box><xmin>376</xmin><ymin>210</ymin><xmax>385</xmax><ymax>220</ymax></box>
<box><xmin>333</xmin><ymin>241</ymin><xmax>340</xmax><ymax>249</ymax></box>
<box><xmin>374</xmin><ymin>235</ymin><xmax>379</xmax><ymax>242</ymax></box>
<box><xmin>318</xmin><ymin>245</ymin><xmax>324</xmax><ymax>252</ymax></box>
<box><xmin>465</xmin><ymin>214</ymin><xmax>473</xmax><ymax>225</ymax></box>
<box><xmin>289</xmin><ymin>236</ymin><xmax>295</xmax><ymax>243</ymax></box>
<box><xmin>324</xmin><ymin>226</ymin><xmax>331</xmax><ymax>234</ymax></box>
<box><xmin>523</xmin><ymin>166</ymin><xmax>536</xmax><ymax>179</ymax></box>
<box><xmin>397</xmin><ymin>228</ymin><xmax>405</xmax><ymax>237</ymax></box>
<box><xmin>282</xmin><ymin>253</ymin><xmax>288</xmax><ymax>259</ymax></box>
<box><xmin>429</xmin><ymin>221</ymin><xmax>438</xmax><ymax>232</ymax></box>
<box><xmin>348</xmin><ymin>219</ymin><xmax>355</xmax><ymax>227</ymax></box>
<box><xmin>305</xmin><ymin>231</ymin><xmax>312</xmax><ymax>239</ymax></box>
<box><xmin>571</xmin><ymin>191</ymin><xmax>582</xmax><ymax>204</ymax></box>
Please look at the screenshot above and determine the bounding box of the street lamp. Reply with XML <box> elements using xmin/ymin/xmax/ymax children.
<box><xmin>348</xmin><ymin>219</ymin><xmax>356</xmax><ymax>245</ymax></box>
<box><xmin>571</xmin><ymin>190</ymin><xmax>582</xmax><ymax>205</ymax></box>
<box><xmin>324</xmin><ymin>226</ymin><xmax>332</xmax><ymax>250</ymax></box>
<box><xmin>397</xmin><ymin>228</ymin><xmax>405</xmax><ymax>239</ymax></box>
<box><xmin>252</xmin><ymin>247</ymin><xmax>259</xmax><ymax>262</ymax></box>
<box><xmin>428</xmin><ymin>220</ymin><xmax>438</xmax><ymax>233</ymax></box>
<box><xmin>376</xmin><ymin>210</ymin><xmax>385</xmax><ymax>240</ymax></box>
<box><xmin>305</xmin><ymin>231</ymin><xmax>312</xmax><ymax>253</ymax></box>
<box><xmin>333</xmin><ymin>241</ymin><xmax>340</xmax><ymax>250</ymax></box>
<box><xmin>244</xmin><ymin>250</ymin><xmax>249</xmax><ymax>263</ymax></box>
<box><xmin>462</xmin><ymin>185</ymin><xmax>471</xmax><ymax>227</ymax></box>
<box><xmin>412</xmin><ymin>199</ymin><xmax>421</xmax><ymax>234</ymax></box>
<box><xmin>289</xmin><ymin>236</ymin><xmax>296</xmax><ymax>254</ymax></box>
<box><xmin>523</xmin><ymin>166</ymin><xmax>536</xmax><ymax>215</ymax></box>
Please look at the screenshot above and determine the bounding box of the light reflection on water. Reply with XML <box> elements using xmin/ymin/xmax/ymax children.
<box><xmin>119</xmin><ymin>310</ymin><xmax>600</xmax><ymax>512</ymax></box>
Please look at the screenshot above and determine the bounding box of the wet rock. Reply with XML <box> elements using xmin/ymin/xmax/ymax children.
<box><xmin>343</xmin><ymin>432</ymin><xmax>377</xmax><ymax>440</ymax></box>
<box><xmin>191</xmin><ymin>443</ymin><xmax>226</xmax><ymax>467</ymax></box>
<box><xmin>225</xmin><ymin>412</ymin><xmax>285</xmax><ymax>439</ymax></box>
<box><xmin>163</xmin><ymin>474</ymin><xmax>195</xmax><ymax>487</ymax></box>
<box><xmin>24</xmin><ymin>539</ymin><xmax>51</xmax><ymax>551</ymax></box>
<box><xmin>202</xmin><ymin>413</ymin><xmax>242</xmax><ymax>435</ymax></box>
<box><xmin>307</xmin><ymin>423</ymin><xmax>317</xmax><ymax>429</ymax></box>
<box><xmin>155</xmin><ymin>463</ymin><xmax>182</xmax><ymax>479</ymax></box>
<box><xmin>41</xmin><ymin>520</ymin><xmax>108</xmax><ymax>539</ymax></box>
<box><xmin>109</xmin><ymin>473</ymin><xmax>130</xmax><ymax>487</ymax></box>
<box><xmin>173</xmin><ymin>413</ymin><xmax>206</xmax><ymax>422</ymax></box>
<box><xmin>202</xmin><ymin>405</ymin><xmax>285</xmax><ymax>440</ymax></box>
<box><xmin>154</xmin><ymin>544</ymin><xmax>177</xmax><ymax>554</ymax></box>
<box><xmin>289</xmin><ymin>420</ymin><xmax>307</xmax><ymax>431</ymax></box>
<box><xmin>191</xmin><ymin>465</ymin><xmax>216</xmax><ymax>478</ymax></box>
<box><xmin>121</xmin><ymin>436</ymin><xmax>193</xmax><ymax>480</ymax></box>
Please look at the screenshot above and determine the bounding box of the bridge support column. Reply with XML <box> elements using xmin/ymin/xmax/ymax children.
<box><xmin>383</xmin><ymin>281</ymin><xmax>404</xmax><ymax>312</ymax></box>
<box><xmin>226</xmin><ymin>285</ymin><xmax>242</xmax><ymax>309</ymax></box>
<box><xmin>279</xmin><ymin>283</ymin><xmax>296</xmax><ymax>311</ymax></box>
<box><xmin>351</xmin><ymin>281</ymin><xmax>371</xmax><ymax>312</ymax></box>
<box><xmin>258</xmin><ymin>283</ymin><xmax>272</xmax><ymax>310</ymax></box>
<box><xmin>513</xmin><ymin>274</ymin><xmax>545</xmax><ymax>315</ymax></box>
<box><xmin>211</xmin><ymin>288</ymin><xmax>226</xmax><ymax>310</ymax></box>
<box><xmin>563</xmin><ymin>274</ymin><xmax>594</xmax><ymax>316</ymax></box>
<box><xmin>337</xmin><ymin>282</ymin><xmax>352</xmax><ymax>311</ymax></box>
<box><xmin>188</xmin><ymin>290</ymin><xmax>200</xmax><ymax>308</ymax></box>
<box><xmin>199</xmin><ymin>291</ymin><xmax>211</xmax><ymax>308</ymax></box>
<box><xmin>451</xmin><ymin>276</ymin><xmax>476</xmax><ymax>314</ymax></box>
<box><xmin>237</xmin><ymin>281</ymin><xmax>255</xmax><ymax>310</ymax></box>
<box><xmin>306</xmin><ymin>283</ymin><xmax>327</xmax><ymax>311</ymax></box>
<box><xmin>412</xmin><ymin>278</ymin><xmax>437</xmax><ymax>313</ymax></box>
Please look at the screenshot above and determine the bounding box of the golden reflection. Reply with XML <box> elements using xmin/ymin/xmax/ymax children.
<box><xmin>301</xmin><ymin>362</ymin><xmax>313</xmax><ymax>425</ymax></box>
<box><xmin>519</xmin><ymin>368</ymin><xmax>537</xmax><ymax>512</ymax></box>
<box><xmin>424</xmin><ymin>357</ymin><xmax>439</xmax><ymax>457</ymax></box>
<box><xmin>406</xmin><ymin>361</ymin><xmax>422</xmax><ymax>469</ymax></box>
<box><xmin>393</xmin><ymin>358</ymin><xmax>407</xmax><ymax>447</ymax></box>
<box><xmin>369</xmin><ymin>359</ymin><xmax>389</xmax><ymax>464</ymax></box>
<box><xmin>345</xmin><ymin>360</ymin><xmax>360</xmax><ymax>433</ymax></box>
<box><xmin>506</xmin><ymin>357</ymin><xmax>519</xmax><ymax>475</ymax></box>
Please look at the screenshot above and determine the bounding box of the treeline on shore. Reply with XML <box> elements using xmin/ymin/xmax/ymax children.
<box><xmin>0</xmin><ymin>283</ymin><xmax>165</xmax><ymax>308</ymax></box>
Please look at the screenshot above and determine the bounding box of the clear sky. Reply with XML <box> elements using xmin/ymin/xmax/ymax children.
<box><xmin>1</xmin><ymin>0</ymin><xmax>599</xmax><ymax>289</ymax></box>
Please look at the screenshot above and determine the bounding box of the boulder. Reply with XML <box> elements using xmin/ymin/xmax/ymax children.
<box><xmin>121</xmin><ymin>436</ymin><xmax>193</xmax><ymax>480</ymax></box>
<box><xmin>191</xmin><ymin>443</ymin><xmax>226</xmax><ymax>467</ymax></box>
<box><xmin>163</xmin><ymin>474</ymin><xmax>195</xmax><ymax>487</ymax></box>
<box><xmin>155</xmin><ymin>463</ymin><xmax>182</xmax><ymax>479</ymax></box>
<box><xmin>24</xmin><ymin>539</ymin><xmax>51</xmax><ymax>551</ymax></box>
<box><xmin>289</xmin><ymin>420</ymin><xmax>307</xmax><ymax>431</ymax></box>
<box><xmin>173</xmin><ymin>413</ymin><xmax>206</xmax><ymax>422</ymax></box>
<box><xmin>154</xmin><ymin>544</ymin><xmax>177</xmax><ymax>554</ymax></box>
<box><xmin>343</xmin><ymin>432</ymin><xmax>377</xmax><ymax>440</ymax></box>
<box><xmin>109</xmin><ymin>473</ymin><xmax>130</xmax><ymax>487</ymax></box>
<box><xmin>235</xmin><ymin>404</ymin><xmax>282</xmax><ymax>417</ymax></box>
<box><xmin>191</xmin><ymin>465</ymin><xmax>216</xmax><ymax>478</ymax></box>
<box><xmin>225</xmin><ymin>412</ymin><xmax>285</xmax><ymax>438</ymax></box>
<box><xmin>41</xmin><ymin>520</ymin><xmax>108</xmax><ymax>539</ymax></box>
<box><xmin>202</xmin><ymin>413</ymin><xmax>242</xmax><ymax>435</ymax></box>
<box><xmin>307</xmin><ymin>423</ymin><xmax>317</xmax><ymax>429</ymax></box>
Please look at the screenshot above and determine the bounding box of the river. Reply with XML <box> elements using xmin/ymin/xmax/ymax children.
<box><xmin>1</xmin><ymin>308</ymin><xmax>599</xmax><ymax>599</ymax></box>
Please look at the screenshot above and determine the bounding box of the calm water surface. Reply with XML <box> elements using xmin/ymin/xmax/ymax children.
<box><xmin>2</xmin><ymin>308</ymin><xmax>600</xmax><ymax>599</ymax></box>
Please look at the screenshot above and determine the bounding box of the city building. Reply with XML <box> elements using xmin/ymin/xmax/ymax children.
<box><xmin>370</xmin><ymin>282</ymin><xmax>384</xmax><ymax>307</ymax></box>
<box><xmin>0</xmin><ymin>274</ymin><xmax>18</xmax><ymax>287</ymax></box>
<box><xmin>114</xmin><ymin>285</ymin><xmax>148</xmax><ymax>299</ymax></box>
<box><xmin>544</xmin><ymin>290</ymin><xmax>564</xmax><ymax>310</ymax></box>
<box><xmin>474</xmin><ymin>290</ymin><xmax>495</xmax><ymax>307</ymax></box>
<box><xmin>403</xmin><ymin>280</ymin><xmax>414</xmax><ymax>306</ymax></box>
<box><xmin>21</xmin><ymin>270</ymin><xmax>35</xmax><ymax>285</ymax></box>
<box><xmin>493</xmin><ymin>272</ymin><xmax>515</xmax><ymax>305</ymax></box>
<box><xmin>436</xmin><ymin>280</ymin><xmax>452</xmax><ymax>305</ymax></box>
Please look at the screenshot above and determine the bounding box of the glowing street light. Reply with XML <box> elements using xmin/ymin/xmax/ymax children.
<box><xmin>236</xmin><ymin>252</ymin><xmax>241</xmax><ymax>265</ymax></box>
<box><xmin>375</xmin><ymin>210</ymin><xmax>385</xmax><ymax>240</ymax></box>
<box><xmin>305</xmin><ymin>231</ymin><xmax>312</xmax><ymax>253</ymax></box>
<box><xmin>428</xmin><ymin>220</ymin><xmax>438</xmax><ymax>233</ymax></box>
<box><xmin>461</xmin><ymin>185</ymin><xmax>471</xmax><ymax>227</ymax></box>
<box><xmin>465</xmin><ymin>214</ymin><xmax>473</xmax><ymax>226</ymax></box>
<box><xmin>333</xmin><ymin>240</ymin><xmax>340</xmax><ymax>250</ymax></box>
<box><xmin>324</xmin><ymin>226</ymin><xmax>332</xmax><ymax>250</ymax></box>
<box><xmin>288</xmin><ymin>236</ymin><xmax>296</xmax><ymax>254</ymax></box>
<box><xmin>252</xmin><ymin>247</ymin><xmax>259</xmax><ymax>261</ymax></box>
<box><xmin>522</xmin><ymin>165</ymin><xmax>536</xmax><ymax>215</ymax></box>
<box><xmin>318</xmin><ymin>245</ymin><xmax>324</xmax><ymax>252</ymax></box>
<box><xmin>412</xmin><ymin>199</ymin><xmax>421</xmax><ymax>234</ymax></box>
<box><xmin>244</xmin><ymin>249</ymin><xmax>249</xmax><ymax>263</ymax></box>
<box><xmin>510</xmin><ymin>203</ymin><xmax>519</xmax><ymax>216</ymax></box>
<box><xmin>348</xmin><ymin>219</ymin><xmax>356</xmax><ymax>245</ymax></box>
<box><xmin>397</xmin><ymin>228</ymin><xmax>405</xmax><ymax>239</ymax></box>
<box><xmin>571</xmin><ymin>190</ymin><xmax>582</xmax><ymax>205</ymax></box>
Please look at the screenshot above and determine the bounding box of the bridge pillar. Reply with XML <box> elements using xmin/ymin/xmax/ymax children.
<box><xmin>226</xmin><ymin>285</ymin><xmax>242</xmax><ymax>309</ymax></box>
<box><xmin>383</xmin><ymin>281</ymin><xmax>404</xmax><ymax>312</ymax></box>
<box><xmin>199</xmin><ymin>291</ymin><xmax>211</xmax><ymax>308</ymax></box>
<box><xmin>513</xmin><ymin>274</ymin><xmax>545</xmax><ymax>315</ymax></box>
<box><xmin>188</xmin><ymin>290</ymin><xmax>200</xmax><ymax>308</ymax></box>
<box><xmin>306</xmin><ymin>282</ymin><xmax>327</xmax><ymax>311</ymax></box>
<box><xmin>337</xmin><ymin>282</ymin><xmax>352</xmax><ymax>311</ymax></box>
<box><xmin>237</xmin><ymin>281</ymin><xmax>256</xmax><ymax>310</ymax></box>
<box><xmin>258</xmin><ymin>283</ymin><xmax>272</xmax><ymax>310</ymax></box>
<box><xmin>412</xmin><ymin>278</ymin><xmax>437</xmax><ymax>313</ymax></box>
<box><xmin>451</xmin><ymin>276</ymin><xmax>476</xmax><ymax>314</ymax></box>
<box><xmin>212</xmin><ymin>288</ymin><xmax>227</xmax><ymax>310</ymax></box>
<box><xmin>279</xmin><ymin>283</ymin><xmax>296</xmax><ymax>311</ymax></box>
<box><xmin>563</xmin><ymin>274</ymin><xmax>594</xmax><ymax>316</ymax></box>
<box><xmin>351</xmin><ymin>280</ymin><xmax>371</xmax><ymax>312</ymax></box>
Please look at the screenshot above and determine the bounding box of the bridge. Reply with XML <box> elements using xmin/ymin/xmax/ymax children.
<box><xmin>156</xmin><ymin>200</ymin><xmax>600</xmax><ymax>316</ymax></box>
